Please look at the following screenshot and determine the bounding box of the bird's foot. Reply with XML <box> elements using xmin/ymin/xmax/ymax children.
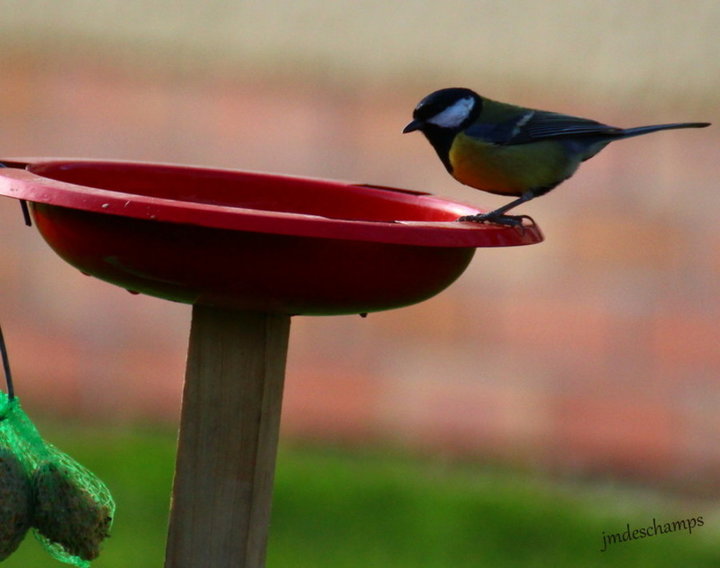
<box><xmin>457</xmin><ymin>213</ymin><xmax>535</xmax><ymax>228</ymax></box>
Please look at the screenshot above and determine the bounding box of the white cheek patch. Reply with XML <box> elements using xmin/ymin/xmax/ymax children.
<box><xmin>426</xmin><ymin>96</ymin><xmax>475</xmax><ymax>128</ymax></box>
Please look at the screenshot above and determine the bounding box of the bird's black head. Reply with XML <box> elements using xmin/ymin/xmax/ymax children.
<box><xmin>403</xmin><ymin>88</ymin><xmax>482</xmax><ymax>134</ymax></box>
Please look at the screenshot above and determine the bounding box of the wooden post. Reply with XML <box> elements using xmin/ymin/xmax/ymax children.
<box><xmin>164</xmin><ymin>305</ymin><xmax>291</xmax><ymax>568</ymax></box>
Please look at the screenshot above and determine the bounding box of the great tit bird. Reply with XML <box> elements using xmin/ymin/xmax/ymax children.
<box><xmin>403</xmin><ymin>88</ymin><xmax>710</xmax><ymax>225</ymax></box>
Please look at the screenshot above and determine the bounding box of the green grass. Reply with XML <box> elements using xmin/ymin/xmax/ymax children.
<box><xmin>2</xmin><ymin>424</ymin><xmax>718</xmax><ymax>567</ymax></box>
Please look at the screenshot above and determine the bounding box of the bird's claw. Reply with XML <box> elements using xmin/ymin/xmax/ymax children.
<box><xmin>457</xmin><ymin>213</ymin><xmax>536</xmax><ymax>228</ymax></box>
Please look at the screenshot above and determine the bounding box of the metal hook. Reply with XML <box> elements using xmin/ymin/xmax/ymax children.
<box><xmin>0</xmin><ymin>162</ymin><xmax>33</xmax><ymax>226</ymax></box>
<box><xmin>20</xmin><ymin>200</ymin><xmax>32</xmax><ymax>227</ymax></box>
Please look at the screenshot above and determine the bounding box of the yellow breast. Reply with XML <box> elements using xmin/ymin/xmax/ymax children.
<box><xmin>449</xmin><ymin>132</ymin><xmax>580</xmax><ymax>196</ymax></box>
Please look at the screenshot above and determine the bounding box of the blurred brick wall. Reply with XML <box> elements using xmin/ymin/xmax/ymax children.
<box><xmin>0</xmin><ymin>51</ymin><xmax>718</xmax><ymax>494</ymax></box>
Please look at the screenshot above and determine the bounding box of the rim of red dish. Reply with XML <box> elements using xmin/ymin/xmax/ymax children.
<box><xmin>0</xmin><ymin>158</ymin><xmax>542</xmax><ymax>248</ymax></box>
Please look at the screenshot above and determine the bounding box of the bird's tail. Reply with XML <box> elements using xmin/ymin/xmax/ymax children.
<box><xmin>621</xmin><ymin>122</ymin><xmax>710</xmax><ymax>138</ymax></box>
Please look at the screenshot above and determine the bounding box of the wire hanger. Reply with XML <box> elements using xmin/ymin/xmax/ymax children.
<box><xmin>0</xmin><ymin>322</ymin><xmax>16</xmax><ymax>401</ymax></box>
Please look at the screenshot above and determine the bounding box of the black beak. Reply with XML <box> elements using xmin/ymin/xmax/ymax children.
<box><xmin>402</xmin><ymin>119</ymin><xmax>423</xmax><ymax>133</ymax></box>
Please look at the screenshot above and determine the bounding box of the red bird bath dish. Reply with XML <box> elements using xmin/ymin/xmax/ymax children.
<box><xmin>0</xmin><ymin>158</ymin><xmax>542</xmax><ymax>568</ymax></box>
<box><xmin>0</xmin><ymin>159</ymin><xmax>541</xmax><ymax>314</ymax></box>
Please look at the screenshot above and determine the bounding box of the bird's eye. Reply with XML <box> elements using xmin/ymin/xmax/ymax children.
<box><xmin>413</xmin><ymin>103</ymin><xmax>434</xmax><ymax>120</ymax></box>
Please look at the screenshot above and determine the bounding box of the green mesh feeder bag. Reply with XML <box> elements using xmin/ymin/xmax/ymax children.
<box><xmin>0</xmin><ymin>326</ymin><xmax>115</xmax><ymax>566</ymax></box>
<box><xmin>0</xmin><ymin>430</ymin><xmax>32</xmax><ymax>561</ymax></box>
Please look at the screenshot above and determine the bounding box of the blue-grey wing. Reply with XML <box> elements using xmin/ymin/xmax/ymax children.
<box><xmin>466</xmin><ymin>110</ymin><xmax>623</xmax><ymax>145</ymax></box>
